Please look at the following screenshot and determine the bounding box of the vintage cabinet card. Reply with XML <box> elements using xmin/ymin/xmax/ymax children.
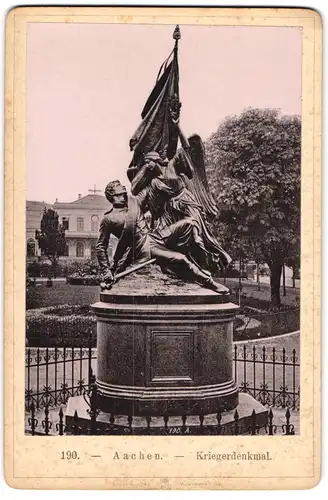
<box><xmin>4</xmin><ymin>6</ymin><xmax>321</xmax><ymax>490</ymax></box>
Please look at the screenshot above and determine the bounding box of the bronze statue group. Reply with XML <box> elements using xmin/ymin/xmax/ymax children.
<box><xmin>96</xmin><ymin>26</ymin><xmax>231</xmax><ymax>294</ymax></box>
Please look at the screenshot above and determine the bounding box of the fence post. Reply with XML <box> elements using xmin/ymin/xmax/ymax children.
<box><xmin>108</xmin><ymin>414</ymin><xmax>115</xmax><ymax>434</ymax></box>
<box><xmin>56</xmin><ymin>407</ymin><xmax>65</xmax><ymax>436</ymax></box>
<box><xmin>54</xmin><ymin>346</ymin><xmax>58</xmax><ymax>406</ymax></box>
<box><xmin>71</xmin><ymin>409</ymin><xmax>82</xmax><ymax>435</ymax></box>
<box><xmin>243</xmin><ymin>344</ymin><xmax>247</xmax><ymax>390</ymax></box>
<box><xmin>42</xmin><ymin>404</ymin><xmax>52</xmax><ymax>436</ymax></box>
<box><xmin>216</xmin><ymin>413</ymin><xmax>222</xmax><ymax>435</ymax></box>
<box><xmin>261</xmin><ymin>346</ymin><xmax>266</xmax><ymax>405</ymax></box>
<box><xmin>282</xmin><ymin>348</ymin><xmax>286</xmax><ymax>408</ymax></box>
<box><xmin>199</xmin><ymin>414</ymin><xmax>204</xmax><ymax>434</ymax></box>
<box><xmin>88</xmin><ymin>330</ymin><xmax>93</xmax><ymax>387</ymax></box>
<box><xmin>26</xmin><ymin>349</ymin><xmax>31</xmax><ymax>412</ymax></box>
<box><xmin>251</xmin><ymin>345</ymin><xmax>256</xmax><ymax>399</ymax></box>
<box><xmin>36</xmin><ymin>348</ymin><xmax>41</xmax><ymax>409</ymax></box>
<box><xmin>234</xmin><ymin>344</ymin><xmax>237</xmax><ymax>384</ymax></box>
<box><xmin>127</xmin><ymin>415</ymin><xmax>133</xmax><ymax>434</ymax></box>
<box><xmin>63</xmin><ymin>346</ymin><xmax>67</xmax><ymax>404</ymax></box>
<box><xmin>28</xmin><ymin>401</ymin><xmax>38</xmax><ymax>436</ymax></box>
<box><xmin>146</xmin><ymin>415</ymin><xmax>151</xmax><ymax>435</ymax></box>
<box><xmin>234</xmin><ymin>409</ymin><xmax>239</xmax><ymax>435</ymax></box>
<box><xmin>282</xmin><ymin>408</ymin><xmax>295</xmax><ymax>435</ymax></box>
<box><xmin>88</xmin><ymin>384</ymin><xmax>100</xmax><ymax>435</ymax></box>
<box><xmin>164</xmin><ymin>414</ymin><xmax>169</xmax><ymax>433</ymax></box>
<box><xmin>181</xmin><ymin>415</ymin><xmax>187</xmax><ymax>434</ymax></box>
<box><xmin>292</xmin><ymin>349</ymin><xmax>297</xmax><ymax>410</ymax></box>
<box><xmin>250</xmin><ymin>409</ymin><xmax>257</xmax><ymax>435</ymax></box>
<box><xmin>266</xmin><ymin>408</ymin><xmax>276</xmax><ymax>435</ymax></box>
<box><xmin>272</xmin><ymin>347</ymin><xmax>276</xmax><ymax>407</ymax></box>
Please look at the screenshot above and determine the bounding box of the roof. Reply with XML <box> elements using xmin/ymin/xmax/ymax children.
<box><xmin>26</xmin><ymin>201</ymin><xmax>52</xmax><ymax>211</ymax></box>
<box><xmin>54</xmin><ymin>194</ymin><xmax>109</xmax><ymax>209</ymax></box>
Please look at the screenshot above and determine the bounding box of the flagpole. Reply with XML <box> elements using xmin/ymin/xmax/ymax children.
<box><xmin>173</xmin><ymin>24</ymin><xmax>181</xmax><ymax>51</ymax></box>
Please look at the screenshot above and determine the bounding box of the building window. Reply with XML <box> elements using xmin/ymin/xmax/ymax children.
<box><xmin>76</xmin><ymin>242</ymin><xmax>84</xmax><ymax>258</ymax></box>
<box><xmin>91</xmin><ymin>215</ymin><xmax>99</xmax><ymax>232</ymax></box>
<box><xmin>62</xmin><ymin>217</ymin><xmax>69</xmax><ymax>231</ymax></box>
<box><xmin>77</xmin><ymin>217</ymin><xmax>84</xmax><ymax>232</ymax></box>
<box><xmin>91</xmin><ymin>241</ymin><xmax>97</xmax><ymax>260</ymax></box>
<box><xmin>64</xmin><ymin>244</ymin><xmax>69</xmax><ymax>257</ymax></box>
<box><xmin>27</xmin><ymin>238</ymin><xmax>36</xmax><ymax>257</ymax></box>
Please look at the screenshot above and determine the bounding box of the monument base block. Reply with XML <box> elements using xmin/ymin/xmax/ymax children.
<box><xmin>65</xmin><ymin>393</ymin><xmax>268</xmax><ymax>434</ymax></box>
<box><xmin>91</xmin><ymin>267</ymin><xmax>240</xmax><ymax>417</ymax></box>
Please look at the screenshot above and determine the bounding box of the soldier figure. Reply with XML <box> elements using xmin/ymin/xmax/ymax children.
<box><xmin>96</xmin><ymin>180</ymin><xmax>228</xmax><ymax>293</ymax></box>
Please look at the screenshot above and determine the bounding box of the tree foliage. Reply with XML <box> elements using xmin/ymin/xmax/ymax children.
<box><xmin>205</xmin><ymin>108</ymin><xmax>301</xmax><ymax>305</ymax></box>
<box><xmin>35</xmin><ymin>208</ymin><xmax>67</xmax><ymax>277</ymax></box>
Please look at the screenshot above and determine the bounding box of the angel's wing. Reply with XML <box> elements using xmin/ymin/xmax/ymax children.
<box><xmin>183</xmin><ymin>134</ymin><xmax>218</xmax><ymax>218</ymax></box>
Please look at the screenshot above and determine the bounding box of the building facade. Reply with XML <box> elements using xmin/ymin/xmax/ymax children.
<box><xmin>26</xmin><ymin>193</ymin><xmax>117</xmax><ymax>262</ymax></box>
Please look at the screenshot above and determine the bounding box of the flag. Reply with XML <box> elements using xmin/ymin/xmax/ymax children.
<box><xmin>129</xmin><ymin>26</ymin><xmax>181</xmax><ymax>172</ymax></box>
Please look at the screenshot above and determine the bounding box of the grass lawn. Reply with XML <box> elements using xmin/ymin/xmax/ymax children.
<box><xmin>27</xmin><ymin>282</ymin><xmax>100</xmax><ymax>310</ymax></box>
<box><xmin>27</xmin><ymin>279</ymin><xmax>300</xmax><ymax>310</ymax></box>
<box><xmin>26</xmin><ymin>281</ymin><xmax>300</xmax><ymax>345</ymax></box>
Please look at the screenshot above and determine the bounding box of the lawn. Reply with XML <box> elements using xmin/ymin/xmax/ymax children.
<box><xmin>27</xmin><ymin>281</ymin><xmax>100</xmax><ymax>310</ymax></box>
<box><xmin>26</xmin><ymin>281</ymin><xmax>300</xmax><ymax>345</ymax></box>
<box><xmin>27</xmin><ymin>279</ymin><xmax>300</xmax><ymax>310</ymax></box>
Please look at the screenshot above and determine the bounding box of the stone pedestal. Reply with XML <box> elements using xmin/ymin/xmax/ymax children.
<box><xmin>91</xmin><ymin>268</ymin><xmax>240</xmax><ymax>416</ymax></box>
<box><xmin>65</xmin><ymin>393</ymin><xmax>268</xmax><ymax>434</ymax></box>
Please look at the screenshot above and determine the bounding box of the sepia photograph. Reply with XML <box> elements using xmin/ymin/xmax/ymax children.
<box><xmin>4</xmin><ymin>5</ymin><xmax>321</xmax><ymax>490</ymax></box>
<box><xmin>24</xmin><ymin>21</ymin><xmax>301</xmax><ymax>437</ymax></box>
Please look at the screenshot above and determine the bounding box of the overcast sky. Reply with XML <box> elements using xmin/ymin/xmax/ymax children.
<box><xmin>26</xmin><ymin>23</ymin><xmax>302</xmax><ymax>203</ymax></box>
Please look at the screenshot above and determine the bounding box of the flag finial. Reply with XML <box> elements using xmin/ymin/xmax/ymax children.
<box><xmin>173</xmin><ymin>25</ymin><xmax>181</xmax><ymax>41</ymax></box>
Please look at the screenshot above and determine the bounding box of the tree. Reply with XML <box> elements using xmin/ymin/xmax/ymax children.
<box><xmin>35</xmin><ymin>208</ymin><xmax>67</xmax><ymax>279</ymax></box>
<box><xmin>206</xmin><ymin>108</ymin><xmax>301</xmax><ymax>306</ymax></box>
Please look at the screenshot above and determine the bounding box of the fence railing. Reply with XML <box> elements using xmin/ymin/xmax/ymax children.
<box><xmin>25</xmin><ymin>345</ymin><xmax>96</xmax><ymax>411</ymax></box>
<box><xmin>26</xmin><ymin>384</ymin><xmax>297</xmax><ymax>436</ymax></box>
<box><xmin>233</xmin><ymin>344</ymin><xmax>300</xmax><ymax>410</ymax></box>
<box><xmin>25</xmin><ymin>343</ymin><xmax>300</xmax><ymax>412</ymax></box>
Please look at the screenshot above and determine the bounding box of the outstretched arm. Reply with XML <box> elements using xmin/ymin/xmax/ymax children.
<box><xmin>131</xmin><ymin>162</ymin><xmax>162</xmax><ymax>195</ymax></box>
<box><xmin>175</xmin><ymin>123</ymin><xmax>190</xmax><ymax>151</ymax></box>
<box><xmin>169</xmin><ymin>98</ymin><xmax>190</xmax><ymax>151</ymax></box>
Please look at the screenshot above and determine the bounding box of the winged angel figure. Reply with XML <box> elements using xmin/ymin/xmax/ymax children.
<box><xmin>97</xmin><ymin>26</ymin><xmax>231</xmax><ymax>293</ymax></box>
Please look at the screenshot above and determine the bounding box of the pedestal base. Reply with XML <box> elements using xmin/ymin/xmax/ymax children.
<box><xmin>91</xmin><ymin>268</ymin><xmax>240</xmax><ymax>417</ymax></box>
<box><xmin>96</xmin><ymin>379</ymin><xmax>238</xmax><ymax>416</ymax></box>
<box><xmin>65</xmin><ymin>393</ymin><xmax>268</xmax><ymax>435</ymax></box>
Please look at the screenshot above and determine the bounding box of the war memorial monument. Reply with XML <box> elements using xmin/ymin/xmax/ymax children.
<box><xmin>66</xmin><ymin>26</ymin><xmax>268</xmax><ymax>431</ymax></box>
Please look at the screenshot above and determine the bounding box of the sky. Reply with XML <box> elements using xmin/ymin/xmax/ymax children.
<box><xmin>26</xmin><ymin>23</ymin><xmax>302</xmax><ymax>203</ymax></box>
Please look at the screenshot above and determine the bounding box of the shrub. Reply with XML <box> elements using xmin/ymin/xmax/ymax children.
<box><xmin>26</xmin><ymin>305</ymin><xmax>97</xmax><ymax>347</ymax></box>
<box><xmin>66</xmin><ymin>259</ymin><xmax>101</xmax><ymax>285</ymax></box>
<box><xmin>27</xmin><ymin>259</ymin><xmax>94</xmax><ymax>278</ymax></box>
<box><xmin>27</xmin><ymin>261</ymin><xmax>41</xmax><ymax>278</ymax></box>
<box><xmin>27</xmin><ymin>261</ymin><xmax>52</xmax><ymax>278</ymax></box>
<box><xmin>26</xmin><ymin>272</ymin><xmax>36</xmax><ymax>288</ymax></box>
<box><xmin>66</xmin><ymin>274</ymin><xmax>101</xmax><ymax>286</ymax></box>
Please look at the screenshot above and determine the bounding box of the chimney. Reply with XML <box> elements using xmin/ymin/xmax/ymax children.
<box><xmin>55</xmin><ymin>198</ymin><xmax>58</xmax><ymax>203</ymax></box>
<box><xmin>78</xmin><ymin>193</ymin><xmax>82</xmax><ymax>199</ymax></box>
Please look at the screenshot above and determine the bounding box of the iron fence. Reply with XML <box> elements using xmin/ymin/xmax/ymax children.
<box><xmin>25</xmin><ymin>342</ymin><xmax>299</xmax><ymax>412</ymax></box>
<box><xmin>26</xmin><ymin>384</ymin><xmax>297</xmax><ymax>436</ymax></box>
<box><xmin>25</xmin><ymin>344</ymin><xmax>96</xmax><ymax>411</ymax></box>
<box><xmin>233</xmin><ymin>344</ymin><xmax>300</xmax><ymax>411</ymax></box>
